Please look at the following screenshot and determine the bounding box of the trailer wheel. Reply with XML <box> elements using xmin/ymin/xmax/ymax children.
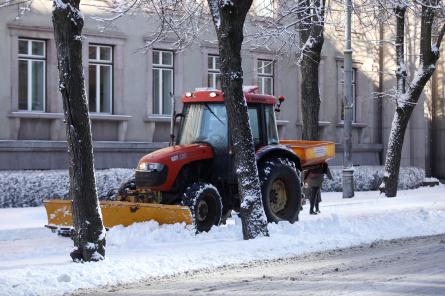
<box><xmin>259</xmin><ymin>158</ymin><xmax>301</xmax><ymax>223</ymax></box>
<box><xmin>181</xmin><ymin>183</ymin><xmax>222</xmax><ymax>232</ymax></box>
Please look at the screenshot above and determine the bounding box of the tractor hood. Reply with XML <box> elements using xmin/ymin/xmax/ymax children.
<box><xmin>136</xmin><ymin>143</ymin><xmax>213</xmax><ymax>191</ymax></box>
<box><xmin>138</xmin><ymin>143</ymin><xmax>213</xmax><ymax>165</ymax></box>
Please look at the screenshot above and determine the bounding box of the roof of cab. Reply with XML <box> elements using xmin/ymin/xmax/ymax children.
<box><xmin>181</xmin><ymin>87</ymin><xmax>277</xmax><ymax>105</ymax></box>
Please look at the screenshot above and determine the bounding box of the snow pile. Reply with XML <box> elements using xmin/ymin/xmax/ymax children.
<box><xmin>322</xmin><ymin>166</ymin><xmax>425</xmax><ymax>192</ymax></box>
<box><xmin>0</xmin><ymin>185</ymin><xmax>444</xmax><ymax>296</ymax></box>
<box><xmin>0</xmin><ymin>169</ymin><xmax>134</xmax><ymax>208</ymax></box>
<box><xmin>0</xmin><ymin>166</ymin><xmax>428</xmax><ymax>208</ymax></box>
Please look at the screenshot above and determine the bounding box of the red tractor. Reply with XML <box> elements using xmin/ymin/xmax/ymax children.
<box><xmin>45</xmin><ymin>88</ymin><xmax>334</xmax><ymax>233</ymax></box>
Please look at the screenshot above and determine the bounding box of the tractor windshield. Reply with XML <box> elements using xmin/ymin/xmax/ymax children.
<box><xmin>178</xmin><ymin>103</ymin><xmax>228</xmax><ymax>148</ymax></box>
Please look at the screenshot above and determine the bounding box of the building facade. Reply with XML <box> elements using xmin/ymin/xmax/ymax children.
<box><xmin>0</xmin><ymin>1</ymin><xmax>443</xmax><ymax>178</ymax></box>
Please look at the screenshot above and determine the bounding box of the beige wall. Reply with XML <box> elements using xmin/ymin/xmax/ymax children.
<box><xmin>0</xmin><ymin>0</ymin><xmax>441</xmax><ymax>175</ymax></box>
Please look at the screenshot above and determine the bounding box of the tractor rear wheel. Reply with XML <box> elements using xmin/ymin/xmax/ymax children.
<box><xmin>181</xmin><ymin>183</ymin><xmax>222</xmax><ymax>232</ymax></box>
<box><xmin>259</xmin><ymin>158</ymin><xmax>301</xmax><ymax>223</ymax></box>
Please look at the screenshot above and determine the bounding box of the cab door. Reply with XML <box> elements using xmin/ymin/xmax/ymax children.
<box><xmin>227</xmin><ymin>104</ymin><xmax>263</xmax><ymax>184</ymax></box>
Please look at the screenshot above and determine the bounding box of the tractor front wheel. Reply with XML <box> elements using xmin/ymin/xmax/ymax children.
<box><xmin>181</xmin><ymin>183</ymin><xmax>222</xmax><ymax>232</ymax></box>
<box><xmin>259</xmin><ymin>158</ymin><xmax>301</xmax><ymax>223</ymax></box>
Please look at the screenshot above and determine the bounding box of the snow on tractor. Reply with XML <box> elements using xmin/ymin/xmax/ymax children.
<box><xmin>44</xmin><ymin>87</ymin><xmax>335</xmax><ymax>233</ymax></box>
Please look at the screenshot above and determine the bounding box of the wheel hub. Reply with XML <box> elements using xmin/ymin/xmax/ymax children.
<box><xmin>270</xmin><ymin>179</ymin><xmax>287</xmax><ymax>214</ymax></box>
<box><xmin>197</xmin><ymin>200</ymin><xmax>209</xmax><ymax>222</ymax></box>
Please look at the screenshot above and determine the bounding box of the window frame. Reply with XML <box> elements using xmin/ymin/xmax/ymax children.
<box><xmin>88</xmin><ymin>44</ymin><xmax>114</xmax><ymax>114</ymax></box>
<box><xmin>18</xmin><ymin>38</ymin><xmax>46</xmax><ymax>112</ymax></box>
<box><xmin>257</xmin><ymin>59</ymin><xmax>274</xmax><ymax>95</ymax></box>
<box><xmin>152</xmin><ymin>49</ymin><xmax>174</xmax><ymax>115</ymax></box>
<box><xmin>207</xmin><ymin>54</ymin><xmax>221</xmax><ymax>90</ymax></box>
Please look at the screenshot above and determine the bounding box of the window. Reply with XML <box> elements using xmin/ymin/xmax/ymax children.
<box><xmin>89</xmin><ymin>45</ymin><xmax>113</xmax><ymax>113</ymax></box>
<box><xmin>18</xmin><ymin>39</ymin><xmax>46</xmax><ymax>111</ymax></box>
<box><xmin>253</xmin><ymin>0</ymin><xmax>275</xmax><ymax>18</ymax></box>
<box><xmin>338</xmin><ymin>66</ymin><xmax>357</xmax><ymax>122</ymax></box>
<box><xmin>248</xmin><ymin>107</ymin><xmax>261</xmax><ymax>146</ymax></box>
<box><xmin>208</xmin><ymin>55</ymin><xmax>221</xmax><ymax>89</ymax></box>
<box><xmin>257</xmin><ymin>59</ymin><xmax>274</xmax><ymax>95</ymax></box>
<box><xmin>153</xmin><ymin>50</ymin><xmax>174</xmax><ymax>115</ymax></box>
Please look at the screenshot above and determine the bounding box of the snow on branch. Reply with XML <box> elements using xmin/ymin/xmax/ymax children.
<box><xmin>90</xmin><ymin>0</ymin><xmax>141</xmax><ymax>23</ymax></box>
<box><xmin>244</xmin><ymin>0</ymin><xmax>330</xmax><ymax>62</ymax></box>
<box><xmin>91</xmin><ymin>0</ymin><xmax>211</xmax><ymax>50</ymax></box>
<box><xmin>0</xmin><ymin>0</ymin><xmax>28</xmax><ymax>8</ymax></box>
<box><xmin>0</xmin><ymin>0</ymin><xmax>33</xmax><ymax>19</ymax></box>
<box><xmin>208</xmin><ymin>0</ymin><xmax>221</xmax><ymax>29</ymax></box>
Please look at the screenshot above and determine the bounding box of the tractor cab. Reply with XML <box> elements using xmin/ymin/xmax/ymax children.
<box><xmin>177</xmin><ymin>89</ymin><xmax>280</xmax><ymax>153</ymax></box>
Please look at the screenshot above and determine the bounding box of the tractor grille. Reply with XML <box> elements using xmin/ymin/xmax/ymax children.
<box><xmin>135</xmin><ymin>167</ymin><xmax>168</xmax><ymax>188</ymax></box>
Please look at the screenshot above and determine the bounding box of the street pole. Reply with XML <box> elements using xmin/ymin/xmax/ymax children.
<box><xmin>343</xmin><ymin>0</ymin><xmax>354</xmax><ymax>198</ymax></box>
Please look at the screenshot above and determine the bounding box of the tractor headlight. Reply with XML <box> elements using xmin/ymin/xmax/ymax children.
<box><xmin>138</xmin><ymin>162</ymin><xmax>165</xmax><ymax>172</ymax></box>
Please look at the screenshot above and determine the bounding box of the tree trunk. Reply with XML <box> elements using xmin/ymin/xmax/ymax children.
<box><xmin>298</xmin><ymin>0</ymin><xmax>325</xmax><ymax>141</ymax></box>
<box><xmin>52</xmin><ymin>0</ymin><xmax>106</xmax><ymax>261</ymax></box>
<box><xmin>380</xmin><ymin>1</ymin><xmax>443</xmax><ymax>197</ymax></box>
<box><xmin>210</xmin><ymin>0</ymin><xmax>269</xmax><ymax>239</ymax></box>
<box><xmin>380</xmin><ymin>107</ymin><xmax>413</xmax><ymax>196</ymax></box>
<box><xmin>300</xmin><ymin>53</ymin><xmax>321</xmax><ymax>140</ymax></box>
<box><xmin>394</xmin><ymin>6</ymin><xmax>407</xmax><ymax>95</ymax></box>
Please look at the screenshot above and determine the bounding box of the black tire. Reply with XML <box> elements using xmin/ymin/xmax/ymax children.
<box><xmin>259</xmin><ymin>158</ymin><xmax>302</xmax><ymax>223</ymax></box>
<box><xmin>107</xmin><ymin>178</ymin><xmax>136</xmax><ymax>201</ymax></box>
<box><xmin>118</xmin><ymin>178</ymin><xmax>136</xmax><ymax>194</ymax></box>
<box><xmin>181</xmin><ymin>182</ymin><xmax>223</xmax><ymax>232</ymax></box>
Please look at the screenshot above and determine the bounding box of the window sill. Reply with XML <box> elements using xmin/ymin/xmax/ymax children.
<box><xmin>276</xmin><ymin>120</ymin><xmax>289</xmax><ymax>126</ymax></box>
<box><xmin>144</xmin><ymin>115</ymin><xmax>174</xmax><ymax>123</ymax></box>
<box><xmin>9</xmin><ymin>111</ymin><xmax>63</xmax><ymax>119</ymax></box>
<box><xmin>295</xmin><ymin>121</ymin><xmax>331</xmax><ymax>127</ymax></box>
<box><xmin>9</xmin><ymin>112</ymin><xmax>132</xmax><ymax>121</ymax></box>
<box><xmin>336</xmin><ymin>121</ymin><xmax>368</xmax><ymax>128</ymax></box>
<box><xmin>89</xmin><ymin>114</ymin><xmax>132</xmax><ymax>121</ymax></box>
<box><xmin>8</xmin><ymin>112</ymin><xmax>131</xmax><ymax>141</ymax></box>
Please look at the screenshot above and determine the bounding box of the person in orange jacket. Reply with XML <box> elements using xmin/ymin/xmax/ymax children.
<box><xmin>304</xmin><ymin>163</ymin><xmax>333</xmax><ymax>215</ymax></box>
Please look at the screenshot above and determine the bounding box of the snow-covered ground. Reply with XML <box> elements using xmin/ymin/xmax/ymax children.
<box><xmin>1</xmin><ymin>185</ymin><xmax>445</xmax><ymax>296</ymax></box>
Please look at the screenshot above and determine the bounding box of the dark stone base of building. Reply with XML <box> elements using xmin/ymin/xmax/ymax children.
<box><xmin>0</xmin><ymin>140</ymin><xmax>382</xmax><ymax>170</ymax></box>
<box><xmin>0</xmin><ymin>140</ymin><xmax>167</xmax><ymax>170</ymax></box>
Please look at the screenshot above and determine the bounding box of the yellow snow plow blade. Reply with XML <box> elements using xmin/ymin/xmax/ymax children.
<box><xmin>43</xmin><ymin>200</ymin><xmax>193</xmax><ymax>229</ymax></box>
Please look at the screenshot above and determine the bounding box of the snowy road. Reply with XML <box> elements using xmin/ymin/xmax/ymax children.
<box><xmin>79</xmin><ymin>234</ymin><xmax>445</xmax><ymax>296</ymax></box>
<box><xmin>0</xmin><ymin>185</ymin><xmax>445</xmax><ymax>296</ymax></box>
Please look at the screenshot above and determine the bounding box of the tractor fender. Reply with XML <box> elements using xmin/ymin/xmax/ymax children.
<box><xmin>256</xmin><ymin>144</ymin><xmax>302</xmax><ymax>171</ymax></box>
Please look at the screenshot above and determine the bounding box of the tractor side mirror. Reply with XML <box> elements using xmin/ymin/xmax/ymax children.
<box><xmin>173</xmin><ymin>113</ymin><xmax>184</xmax><ymax>142</ymax></box>
<box><xmin>275</xmin><ymin>96</ymin><xmax>285</xmax><ymax>112</ymax></box>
